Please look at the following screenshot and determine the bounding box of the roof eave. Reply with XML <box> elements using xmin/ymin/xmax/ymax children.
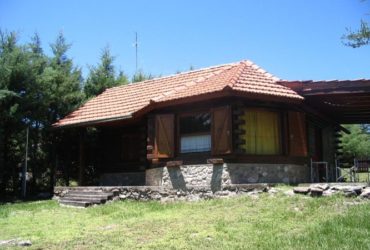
<box><xmin>53</xmin><ymin>114</ymin><xmax>133</xmax><ymax>128</ymax></box>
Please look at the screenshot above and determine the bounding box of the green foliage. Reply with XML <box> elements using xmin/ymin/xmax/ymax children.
<box><xmin>84</xmin><ymin>46</ymin><xmax>128</xmax><ymax>98</ymax></box>
<box><xmin>0</xmin><ymin>31</ymin><xmax>84</xmax><ymax>196</ymax></box>
<box><xmin>342</xmin><ymin>0</ymin><xmax>370</xmax><ymax>48</ymax></box>
<box><xmin>343</xmin><ymin>20</ymin><xmax>370</xmax><ymax>48</ymax></box>
<box><xmin>131</xmin><ymin>69</ymin><xmax>154</xmax><ymax>83</ymax></box>
<box><xmin>0</xmin><ymin>30</ymin><xmax>137</xmax><ymax>197</ymax></box>
<box><xmin>341</xmin><ymin>124</ymin><xmax>370</xmax><ymax>158</ymax></box>
<box><xmin>1</xmin><ymin>194</ymin><xmax>370</xmax><ymax>249</ymax></box>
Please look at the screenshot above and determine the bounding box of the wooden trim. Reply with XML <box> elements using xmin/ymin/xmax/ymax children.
<box><xmin>156</xmin><ymin>153</ymin><xmax>308</xmax><ymax>166</ymax></box>
<box><xmin>78</xmin><ymin>128</ymin><xmax>86</xmax><ymax>186</ymax></box>
<box><xmin>166</xmin><ymin>161</ymin><xmax>183</xmax><ymax>167</ymax></box>
<box><xmin>225</xmin><ymin>155</ymin><xmax>309</xmax><ymax>165</ymax></box>
<box><xmin>207</xmin><ymin>158</ymin><xmax>224</xmax><ymax>164</ymax></box>
<box><xmin>146</xmin><ymin>115</ymin><xmax>156</xmax><ymax>161</ymax></box>
<box><xmin>180</xmin><ymin>132</ymin><xmax>211</xmax><ymax>137</ymax></box>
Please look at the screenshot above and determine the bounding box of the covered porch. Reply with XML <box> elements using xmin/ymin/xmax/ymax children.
<box><xmin>281</xmin><ymin>79</ymin><xmax>370</xmax><ymax>183</ymax></box>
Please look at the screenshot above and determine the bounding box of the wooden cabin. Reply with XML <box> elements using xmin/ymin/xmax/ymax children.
<box><xmin>53</xmin><ymin>60</ymin><xmax>370</xmax><ymax>187</ymax></box>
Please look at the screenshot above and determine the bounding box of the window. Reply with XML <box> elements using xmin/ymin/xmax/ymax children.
<box><xmin>179</xmin><ymin>113</ymin><xmax>211</xmax><ymax>153</ymax></box>
<box><xmin>240</xmin><ymin>109</ymin><xmax>281</xmax><ymax>155</ymax></box>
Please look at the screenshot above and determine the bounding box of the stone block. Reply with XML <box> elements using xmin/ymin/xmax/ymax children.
<box><xmin>310</xmin><ymin>188</ymin><xmax>323</xmax><ymax>197</ymax></box>
<box><xmin>360</xmin><ymin>188</ymin><xmax>370</xmax><ymax>199</ymax></box>
<box><xmin>293</xmin><ymin>187</ymin><xmax>310</xmax><ymax>194</ymax></box>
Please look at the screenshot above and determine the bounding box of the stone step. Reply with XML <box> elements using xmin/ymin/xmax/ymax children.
<box><xmin>67</xmin><ymin>191</ymin><xmax>114</xmax><ymax>196</ymax></box>
<box><xmin>61</xmin><ymin>196</ymin><xmax>107</xmax><ymax>203</ymax></box>
<box><xmin>65</xmin><ymin>193</ymin><xmax>113</xmax><ymax>199</ymax></box>
<box><xmin>59</xmin><ymin>190</ymin><xmax>116</xmax><ymax>207</ymax></box>
<box><xmin>59</xmin><ymin>200</ymin><xmax>92</xmax><ymax>208</ymax></box>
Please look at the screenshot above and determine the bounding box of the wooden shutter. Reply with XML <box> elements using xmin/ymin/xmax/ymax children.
<box><xmin>155</xmin><ymin>114</ymin><xmax>175</xmax><ymax>158</ymax></box>
<box><xmin>288</xmin><ymin>111</ymin><xmax>308</xmax><ymax>157</ymax></box>
<box><xmin>212</xmin><ymin>106</ymin><xmax>232</xmax><ymax>155</ymax></box>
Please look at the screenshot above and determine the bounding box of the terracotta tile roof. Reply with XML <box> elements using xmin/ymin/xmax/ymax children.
<box><xmin>54</xmin><ymin>60</ymin><xmax>303</xmax><ymax>127</ymax></box>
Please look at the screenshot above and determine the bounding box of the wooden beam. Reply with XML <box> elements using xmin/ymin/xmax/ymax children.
<box><xmin>78</xmin><ymin>128</ymin><xmax>86</xmax><ymax>186</ymax></box>
<box><xmin>207</xmin><ymin>158</ymin><xmax>224</xmax><ymax>164</ymax></box>
<box><xmin>166</xmin><ymin>161</ymin><xmax>183</xmax><ymax>167</ymax></box>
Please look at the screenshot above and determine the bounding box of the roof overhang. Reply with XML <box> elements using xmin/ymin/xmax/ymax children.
<box><xmin>280</xmin><ymin>80</ymin><xmax>370</xmax><ymax>124</ymax></box>
<box><xmin>53</xmin><ymin>114</ymin><xmax>133</xmax><ymax>128</ymax></box>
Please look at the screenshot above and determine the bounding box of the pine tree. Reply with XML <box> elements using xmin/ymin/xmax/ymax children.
<box><xmin>341</xmin><ymin>125</ymin><xmax>370</xmax><ymax>158</ymax></box>
<box><xmin>131</xmin><ymin>69</ymin><xmax>154</xmax><ymax>83</ymax></box>
<box><xmin>84</xmin><ymin>46</ymin><xmax>128</xmax><ymax>98</ymax></box>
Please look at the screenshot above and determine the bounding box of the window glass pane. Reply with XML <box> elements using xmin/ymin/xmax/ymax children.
<box><xmin>181</xmin><ymin>134</ymin><xmax>211</xmax><ymax>153</ymax></box>
<box><xmin>179</xmin><ymin>113</ymin><xmax>211</xmax><ymax>134</ymax></box>
<box><xmin>240</xmin><ymin>109</ymin><xmax>280</xmax><ymax>155</ymax></box>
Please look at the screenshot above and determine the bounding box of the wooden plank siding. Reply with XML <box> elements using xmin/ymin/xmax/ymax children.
<box><xmin>145</xmin><ymin>97</ymin><xmax>325</xmax><ymax>168</ymax></box>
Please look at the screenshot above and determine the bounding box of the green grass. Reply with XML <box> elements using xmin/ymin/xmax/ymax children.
<box><xmin>1</xmin><ymin>193</ymin><xmax>370</xmax><ymax>249</ymax></box>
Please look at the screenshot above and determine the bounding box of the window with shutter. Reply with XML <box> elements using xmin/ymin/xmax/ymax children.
<box><xmin>288</xmin><ymin>111</ymin><xmax>308</xmax><ymax>157</ymax></box>
<box><xmin>155</xmin><ymin>114</ymin><xmax>175</xmax><ymax>158</ymax></box>
<box><xmin>212</xmin><ymin>106</ymin><xmax>232</xmax><ymax>155</ymax></box>
<box><xmin>179</xmin><ymin>113</ymin><xmax>211</xmax><ymax>153</ymax></box>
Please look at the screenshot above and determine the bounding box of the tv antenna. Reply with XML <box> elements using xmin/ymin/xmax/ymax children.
<box><xmin>134</xmin><ymin>32</ymin><xmax>138</xmax><ymax>74</ymax></box>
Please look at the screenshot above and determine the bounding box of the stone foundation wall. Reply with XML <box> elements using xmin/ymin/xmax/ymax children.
<box><xmin>54</xmin><ymin>184</ymin><xmax>270</xmax><ymax>202</ymax></box>
<box><xmin>147</xmin><ymin>163</ymin><xmax>309</xmax><ymax>189</ymax></box>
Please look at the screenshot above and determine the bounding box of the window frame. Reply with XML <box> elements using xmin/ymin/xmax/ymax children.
<box><xmin>177</xmin><ymin>110</ymin><xmax>212</xmax><ymax>154</ymax></box>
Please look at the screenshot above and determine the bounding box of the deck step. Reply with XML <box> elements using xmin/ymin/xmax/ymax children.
<box><xmin>60</xmin><ymin>196</ymin><xmax>107</xmax><ymax>203</ymax></box>
<box><xmin>59</xmin><ymin>200</ymin><xmax>91</xmax><ymax>207</ymax></box>
<box><xmin>59</xmin><ymin>190</ymin><xmax>116</xmax><ymax>207</ymax></box>
<box><xmin>65</xmin><ymin>193</ymin><xmax>113</xmax><ymax>199</ymax></box>
<box><xmin>67</xmin><ymin>191</ymin><xmax>114</xmax><ymax>196</ymax></box>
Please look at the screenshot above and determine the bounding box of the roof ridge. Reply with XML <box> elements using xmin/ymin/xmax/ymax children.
<box><xmin>149</xmin><ymin>63</ymin><xmax>239</xmax><ymax>103</ymax></box>
<box><xmin>245</xmin><ymin>60</ymin><xmax>281</xmax><ymax>82</ymax></box>
<box><xmin>106</xmin><ymin>61</ymin><xmax>243</xmax><ymax>92</ymax></box>
<box><xmin>226</xmin><ymin>62</ymin><xmax>247</xmax><ymax>89</ymax></box>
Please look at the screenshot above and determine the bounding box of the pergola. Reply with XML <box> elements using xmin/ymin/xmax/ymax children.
<box><xmin>281</xmin><ymin>80</ymin><xmax>370</xmax><ymax>124</ymax></box>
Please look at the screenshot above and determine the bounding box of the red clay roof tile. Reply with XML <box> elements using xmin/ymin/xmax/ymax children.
<box><xmin>54</xmin><ymin>60</ymin><xmax>303</xmax><ymax>127</ymax></box>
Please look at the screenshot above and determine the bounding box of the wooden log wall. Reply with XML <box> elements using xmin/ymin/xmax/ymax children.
<box><xmin>232</xmin><ymin>102</ymin><xmax>246</xmax><ymax>154</ymax></box>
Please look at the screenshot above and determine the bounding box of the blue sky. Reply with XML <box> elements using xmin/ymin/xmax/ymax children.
<box><xmin>1</xmin><ymin>0</ymin><xmax>369</xmax><ymax>80</ymax></box>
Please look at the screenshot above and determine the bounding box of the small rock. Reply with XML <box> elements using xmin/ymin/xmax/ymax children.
<box><xmin>311</xmin><ymin>184</ymin><xmax>329</xmax><ymax>191</ymax></box>
<box><xmin>360</xmin><ymin>188</ymin><xmax>370</xmax><ymax>199</ymax></box>
<box><xmin>214</xmin><ymin>191</ymin><xmax>230</xmax><ymax>196</ymax></box>
<box><xmin>323</xmin><ymin>189</ymin><xmax>337</xmax><ymax>196</ymax></box>
<box><xmin>343</xmin><ymin>190</ymin><xmax>358</xmax><ymax>197</ymax></box>
<box><xmin>205</xmin><ymin>236</ymin><xmax>212</xmax><ymax>241</ymax></box>
<box><xmin>111</xmin><ymin>189</ymin><xmax>120</xmax><ymax>195</ymax></box>
<box><xmin>284</xmin><ymin>190</ymin><xmax>295</xmax><ymax>196</ymax></box>
<box><xmin>119</xmin><ymin>194</ymin><xmax>127</xmax><ymax>200</ymax></box>
<box><xmin>332</xmin><ymin>186</ymin><xmax>364</xmax><ymax>194</ymax></box>
<box><xmin>343</xmin><ymin>186</ymin><xmax>363</xmax><ymax>195</ymax></box>
<box><xmin>293</xmin><ymin>187</ymin><xmax>310</xmax><ymax>195</ymax></box>
<box><xmin>17</xmin><ymin>240</ymin><xmax>32</xmax><ymax>247</ymax></box>
<box><xmin>0</xmin><ymin>239</ymin><xmax>16</xmax><ymax>246</ymax></box>
<box><xmin>310</xmin><ymin>188</ymin><xmax>323</xmax><ymax>197</ymax></box>
<box><xmin>247</xmin><ymin>190</ymin><xmax>262</xmax><ymax>196</ymax></box>
<box><xmin>293</xmin><ymin>207</ymin><xmax>301</xmax><ymax>212</ymax></box>
<box><xmin>268</xmin><ymin>188</ymin><xmax>279</xmax><ymax>194</ymax></box>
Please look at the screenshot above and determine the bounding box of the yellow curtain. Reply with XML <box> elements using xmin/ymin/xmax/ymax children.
<box><xmin>240</xmin><ymin>109</ymin><xmax>280</xmax><ymax>155</ymax></box>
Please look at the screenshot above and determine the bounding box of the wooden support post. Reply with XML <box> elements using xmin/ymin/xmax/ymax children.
<box><xmin>79</xmin><ymin>128</ymin><xmax>86</xmax><ymax>186</ymax></box>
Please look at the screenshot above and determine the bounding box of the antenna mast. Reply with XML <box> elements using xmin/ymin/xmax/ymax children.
<box><xmin>135</xmin><ymin>32</ymin><xmax>138</xmax><ymax>74</ymax></box>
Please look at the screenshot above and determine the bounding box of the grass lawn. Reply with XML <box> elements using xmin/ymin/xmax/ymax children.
<box><xmin>1</xmin><ymin>190</ymin><xmax>370</xmax><ymax>249</ymax></box>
